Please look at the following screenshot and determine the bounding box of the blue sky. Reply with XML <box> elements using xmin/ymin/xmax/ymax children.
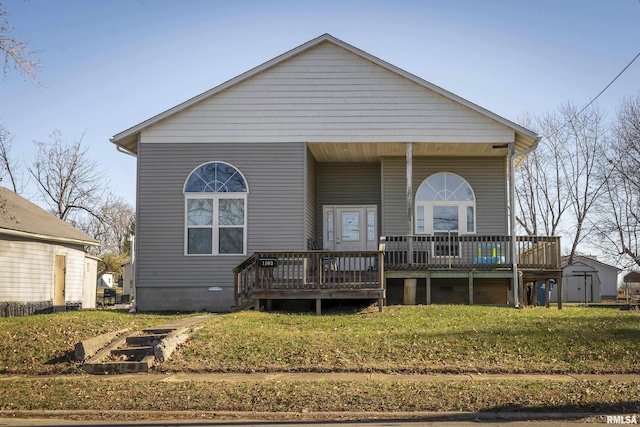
<box><xmin>1</xmin><ymin>0</ymin><xmax>639</xmax><ymax>207</ymax></box>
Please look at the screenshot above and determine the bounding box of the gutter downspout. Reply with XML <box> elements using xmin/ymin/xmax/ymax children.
<box><xmin>114</xmin><ymin>141</ymin><xmax>137</xmax><ymax>158</ymax></box>
<box><xmin>111</xmin><ymin>136</ymin><xmax>139</xmax><ymax>312</ymax></box>
<box><xmin>510</xmin><ymin>137</ymin><xmax>541</xmax><ymax>308</ymax></box>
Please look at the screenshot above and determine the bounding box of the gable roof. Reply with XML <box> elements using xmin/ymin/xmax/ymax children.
<box><xmin>111</xmin><ymin>33</ymin><xmax>539</xmax><ymax>155</ymax></box>
<box><xmin>624</xmin><ymin>271</ymin><xmax>640</xmax><ymax>283</ymax></box>
<box><xmin>561</xmin><ymin>255</ymin><xmax>621</xmax><ymax>272</ymax></box>
<box><xmin>0</xmin><ymin>187</ymin><xmax>99</xmax><ymax>247</ymax></box>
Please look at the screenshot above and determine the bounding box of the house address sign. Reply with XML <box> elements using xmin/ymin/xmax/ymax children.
<box><xmin>259</xmin><ymin>257</ymin><xmax>278</xmax><ymax>268</ymax></box>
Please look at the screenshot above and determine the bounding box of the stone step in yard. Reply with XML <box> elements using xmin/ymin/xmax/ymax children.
<box><xmin>76</xmin><ymin>315</ymin><xmax>211</xmax><ymax>375</ymax></box>
<box><xmin>126</xmin><ymin>333</ymin><xmax>167</xmax><ymax>347</ymax></box>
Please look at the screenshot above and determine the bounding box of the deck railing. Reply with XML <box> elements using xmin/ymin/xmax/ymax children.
<box><xmin>233</xmin><ymin>236</ymin><xmax>561</xmax><ymax>305</ymax></box>
<box><xmin>234</xmin><ymin>250</ymin><xmax>384</xmax><ymax>305</ymax></box>
<box><xmin>382</xmin><ymin>235</ymin><xmax>512</xmax><ymax>270</ymax></box>
<box><xmin>515</xmin><ymin>236</ymin><xmax>561</xmax><ymax>269</ymax></box>
<box><xmin>381</xmin><ymin>235</ymin><xmax>561</xmax><ymax>271</ymax></box>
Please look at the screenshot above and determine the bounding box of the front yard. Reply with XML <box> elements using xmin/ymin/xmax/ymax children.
<box><xmin>166</xmin><ymin>305</ymin><xmax>640</xmax><ymax>374</ymax></box>
<box><xmin>0</xmin><ymin>305</ymin><xmax>638</xmax><ymax>418</ymax></box>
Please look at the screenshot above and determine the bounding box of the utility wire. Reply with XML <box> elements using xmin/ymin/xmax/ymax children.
<box><xmin>574</xmin><ymin>50</ymin><xmax>640</xmax><ymax>120</ymax></box>
<box><xmin>541</xmin><ymin>50</ymin><xmax>640</xmax><ymax>138</ymax></box>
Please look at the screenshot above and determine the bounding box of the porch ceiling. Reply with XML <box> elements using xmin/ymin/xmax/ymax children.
<box><xmin>307</xmin><ymin>142</ymin><xmax>508</xmax><ymax>162</ymax></box>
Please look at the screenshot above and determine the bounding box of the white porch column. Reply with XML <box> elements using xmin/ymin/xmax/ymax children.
<box><xmin>406</xmin><ymin>142</ymin><xmax>414</xmax><ymax>265</ymax></box>
<box><xmin>509</xmin><ymin>142</ymin><xmax>519</xmax><ymax>307</ymax></box>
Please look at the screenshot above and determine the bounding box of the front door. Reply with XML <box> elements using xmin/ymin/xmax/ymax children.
<box><xmin>323</xmin><ymin>205</ymin><xmax>377</xmax><ymax>251</ymax></box>
<box><xmin>54</xmin><ymin>254</ymin><xmax>66</xmax><ymax>312</ymax></box>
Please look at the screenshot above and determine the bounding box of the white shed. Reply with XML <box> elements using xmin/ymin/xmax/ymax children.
<box><xmin>552</xmin><ymin>255</ymin><xmax>621</xmax><ymax>303</ymax></box>
<box><xmin>0</xmin><ymin>187</ymin><xmax>100</xmax><ymax>315</ymax></box>
<box><xmin>121</xmin><ymin>260</ymin><xmax>134</xmax><ymax>302</ymax></box>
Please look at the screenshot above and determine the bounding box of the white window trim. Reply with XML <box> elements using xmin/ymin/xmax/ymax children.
<box><xmin>415</xmin><ymin>173</ymin><xmax>476</xmax><ymax>235</ymax></box>
<box><xmin>415</xmin><ymin>202</ymin><xmax>476</xmax><ymax>235</ymax></box>
<box><xmin>183</xmin><ymin>161</ymin><xmax>249</xmax><ymax>257</ymax></box>
<box><xmin>184</xmin><ymin>193</ymin><xmax>248</xmax><ymax>256</ymax></box>
<box><xmin>183</xmin><ymin>161</ymin><xmax>250</xmax><ymax>193</ymax></box>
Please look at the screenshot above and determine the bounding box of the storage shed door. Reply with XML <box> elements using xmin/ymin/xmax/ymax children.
<box><xmin>54</xmin><ymin>255</ymin><xmax>66</xmax><ymax>311</ymax></box>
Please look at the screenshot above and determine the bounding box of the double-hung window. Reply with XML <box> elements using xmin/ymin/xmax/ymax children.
<box><xmin>184</xmin><ymin>162</ymin><xmax>248</xmax><ymax>255</ymax></box>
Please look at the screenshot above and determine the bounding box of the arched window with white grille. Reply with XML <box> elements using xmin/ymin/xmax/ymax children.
<box><xmin>415</xmin><ymin>172</ymin><xmax>476</xmax><ymax>235</ymax></box>
<box><xmin>183</xmin><ymin>162</ymin><xmax>248</xmax><ymax>255</ymax></box>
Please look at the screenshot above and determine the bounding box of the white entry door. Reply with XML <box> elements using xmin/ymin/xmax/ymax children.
<box><xmin>323</xmin><ymin>205</ymin><xmax>377</xmax><ymax>251</ymax></box>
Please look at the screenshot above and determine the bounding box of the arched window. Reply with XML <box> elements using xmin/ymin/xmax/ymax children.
<box><xmin>415</xmin><ymin>172</ymin><xmax>476</xmax><ymax>234</ymax></box>
<box><xmin>184</xmin><ymin>162</ymin><xmax>248</xmax><ymax>255</ymax></box>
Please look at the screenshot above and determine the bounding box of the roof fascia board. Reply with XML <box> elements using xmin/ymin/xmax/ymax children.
<box><xmin>0</xmin><ymin>227</ymin><xmax>100</xmax><ymax>247</ymax></box>
<box><xmin>565</xmin><ymin>255</ymin><xmax>621</xmax><ymax>272</ymax></box>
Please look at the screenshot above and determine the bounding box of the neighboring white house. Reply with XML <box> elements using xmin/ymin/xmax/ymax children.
<box><xmin>551</xmin><ymin>255</ymin><xmax>621</xmax><ymax>303</ymax></box>
<box><xmin>622</xmin><ymin>271</ymin><xmax>640</xmax><ymax>301</ymax></box>
<box><xmin>84</xmin><ymin>254</ymin><xmax>100</xmax><ymax>309</ymax></box>
<box><xmin>97</xmin><ymin>273</ymin><xmax>116</xmax><ymax>288</ymax></box>
<box><xmin>121</xmin><ymin>260</ymin><xmax>134</xmax><ymax>303</ymax></box>
<box><xmin>0</xmin><ymin>187</ymin><xmax>100</xmax><ymax>315</ymax></box>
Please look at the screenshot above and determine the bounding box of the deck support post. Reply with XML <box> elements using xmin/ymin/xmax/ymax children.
<box><xmin>426</xmin><ymin>272</ymin><xmax>431</xmax><ymax>305</ymax></box>
<box><xmin>468</xmin><ymin>272</ymin><xmax>474</xmax><ymax>305</ymax></box>
<box><xmin>404</xmin><ymin>278</ymin><xmax>416</xmax><ymax>305</ymax></box>
<box><xmin>518</xmin><ymin>272</ymin><xmax>524</xmax><ymax>308</ymax></box>
<box><xmin>545</xmin><ymin>279</ymin><xmax>551</xmax><ymax>308</ymax></box>
<box><xmin>378</xmin><ymin>251</ymin><xmax>385</xmax><ymax>312</ymax></box>
<box><xmin>557</xmin><ymin>276</ymin><xmax>563</xmax><ymax>310</ymax></box>
<box><xmin>316</xmin><ymin>298</ymin><xmax>322</xmax><ymax>315</ymax></box>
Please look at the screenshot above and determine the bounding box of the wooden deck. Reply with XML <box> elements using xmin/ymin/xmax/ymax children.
<box><xmin>234</xmin><ymin>251</ymin><xmax>385</xmax><ymax>314</ymax></box>
<box><xmin>233</xmin><ymin>235</ymin><xmax>561</xmax><ymax>312</ymax></box>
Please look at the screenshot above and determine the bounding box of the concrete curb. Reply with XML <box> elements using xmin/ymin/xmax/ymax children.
<box><xmin>0</xmin><ymin>409</ymin><xmax>608</xmax><ymax>423</ymax></box>
<box><xmin>2</xmin><ymin>372</ymin><xmax>640</xmax><ymax>382</ymax></box>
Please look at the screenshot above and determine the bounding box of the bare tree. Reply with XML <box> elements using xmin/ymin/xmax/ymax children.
<box><xmin>515</xmin><ymin>103</ymin><xmax>608</xmax><ymax>264</ymax></box>
<box><xmin>78</xmin><ymin>195</ymin><xmax>135</xmax><ymax>279</ymax></box>
<box><xmin>593</xmin><ymin>94</ymin><xmax>640</xmax><ymax>268</ymax></box>
<box><xmin>28</xmin><ymin>130</ymin><xmax>106</xmax><ymax>223</ymax></box>
<box><xmin>0</xmin><ymin>123</ymin><xmax>20</xmax><ymax>192</ymax></box>
<box><xmin>515</xmin><ymin>119</ymin><xmax>570</xmax><ymax>236</ymax></box>
<box><xmin>555</xmin><ymin>103</ymin><xmax>609</xmax><ymax>264</ymax></box>
<box><xmin>79</xmin><ymin>195</ymin><xmax>135</xmax><ymax>256</ymax></box>
<box><xmin>0</xmin><ymin>3</ymin><xmax>40</xmax><ymax>83</ymax></box>
<box><xmin>515</xmin><ymin>111</ymin><xmax>573</xmax><ymax>238</ymax></box>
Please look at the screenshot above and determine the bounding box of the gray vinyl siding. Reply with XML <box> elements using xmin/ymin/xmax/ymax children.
<box><xmin>143</xmin><ymin>42</ymin><xmax>514</xmax><ymax>145</ymax></box>
<box><xmin>316</xmin><ymin>162</ymin><xmax>381</xmax><ymax>246</ymax></box>
<box><xmin>136</xmin><ymin>141</ymin><xmax>305</xmax><ymax>311</ymax></box>
<box><xmin>305</xmin><ymin>148</ymin><xmax>318</xmax><ymax>249</ymax></box>
<box><xmin>382</xmin><ymin>156</ymin><xmax>508</xmax><ymax>235</ymax></box>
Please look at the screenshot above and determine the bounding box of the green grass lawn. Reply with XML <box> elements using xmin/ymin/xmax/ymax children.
<box><xmin>0</xmin><ymin>311</ymin><xmax>193</xmax><ymax>375</ymax></box>
<box><xmin>0</xmin><ymin>305</ymin><xmax>638</xmax><ymax>418</ymax></box>
<box><xmin>1</xmin><ymin>305</ymin><xmax>637</xmax><ymax>375</ymax></box>
<box><xmin>1</xmin><ymin>378</ymin><xmax>638</xmax><ymax>415</ymax></box>
<box><xmin>165</xmin><ymin>305</ymin><xmax>640</xmax><ymax>374</ymax></box>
